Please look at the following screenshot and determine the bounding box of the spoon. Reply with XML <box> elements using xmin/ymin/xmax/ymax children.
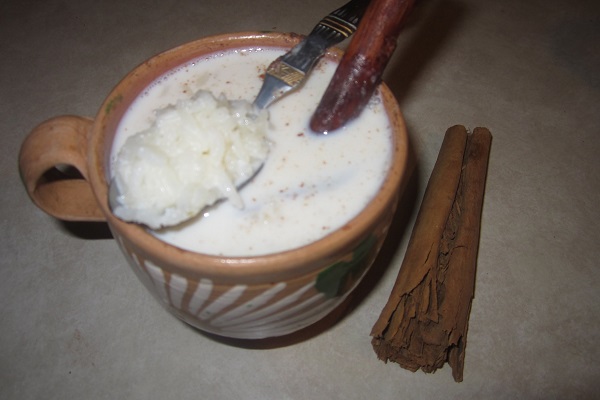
<box><xmin>310</xmin><ymin>0</ymin><xmax>415</xmax><ymax>133</ymax></box>
<box><xmin>253</xmin><ymin>0</ymin><xmax>370</xmax><ymax>109</ymax></box>
<box><xmin>108</xmin><ymin>0</ymin><xmax>369</xmax><ymax>226</ymax></box>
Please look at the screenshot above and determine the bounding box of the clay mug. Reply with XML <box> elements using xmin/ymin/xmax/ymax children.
<box><xmin>18</xmin><ymin>32</ymin><xmax>409</xmax><ymax>339</ymax></box>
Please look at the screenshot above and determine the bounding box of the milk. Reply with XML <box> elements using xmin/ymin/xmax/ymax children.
<box><xmin>110</xmin><ymin>48</ymin><xmax>393</xmax><ymax>256</ymax></box>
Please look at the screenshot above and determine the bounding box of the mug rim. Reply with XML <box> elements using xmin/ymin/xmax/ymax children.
<box><xmin>87</xmin><ymin>31</ymin><xmax>408</xmax><ymax>282</ymax></box>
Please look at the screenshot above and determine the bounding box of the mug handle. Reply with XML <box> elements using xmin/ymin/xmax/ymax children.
<box><xmin>18</xmin><ymin>115</ymin><xmax>106</xmax><ymax>221</ymax></box>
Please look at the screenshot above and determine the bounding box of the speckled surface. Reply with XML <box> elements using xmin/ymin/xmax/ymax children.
<box><xmin>2</xmin><ymin>0</ymin><xmax>599</xmax><ymax>398</ymax></box>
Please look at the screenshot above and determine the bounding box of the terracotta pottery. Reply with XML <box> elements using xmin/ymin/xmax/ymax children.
<box><xmin>18</xmin><ymin>32</ymin><xmax>409</xmax><ymax>339</ymax></box>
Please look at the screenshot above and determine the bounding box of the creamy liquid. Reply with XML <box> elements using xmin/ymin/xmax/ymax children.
<box><xmin>111</xmin><ymin>48</ymin><xmax>393</xmax><ymax>256</ymax></box>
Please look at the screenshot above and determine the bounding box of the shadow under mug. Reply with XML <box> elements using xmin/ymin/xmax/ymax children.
<box><xmin>18</xmin><ymin>32</ymin><xmax>409</xmax><ymax>339</ymax></box>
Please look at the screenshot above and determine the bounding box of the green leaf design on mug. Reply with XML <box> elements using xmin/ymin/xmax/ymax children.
<box><xmin>315</xmin><ymin>235</ymin><xmax>376</xmax><ymax>298</ymax></box>
<box><xmin>105</xmin><ymin>94</ymin><xmax>123</xmax><ymax>115</ymax></box>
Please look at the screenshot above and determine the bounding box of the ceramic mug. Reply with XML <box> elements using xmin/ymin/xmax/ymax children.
<box><xmin>18</xmin><ymin>32</ymin><xmax>409</xmax><ymax>339</ymax></box>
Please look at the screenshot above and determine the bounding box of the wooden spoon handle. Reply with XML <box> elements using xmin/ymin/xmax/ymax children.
<box><xmin>310</xmin><ymin>0</ymin><xmax>415</xmax><ymax>133</ymax></box>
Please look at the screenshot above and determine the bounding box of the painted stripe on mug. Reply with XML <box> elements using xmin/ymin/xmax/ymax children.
<box><xmin>214</xmin><ymin>282</ymin><xmax>314</xmax><ymax>329</ymax></box>
<box><xmin>189</xmin><ymin>278</ymin><xmax>213</xmax><ymax>315</ymax></box>
<box><xmin>145</xmin><ymin>260</ymin><xmax>169</xmax><ymax>305</ymax></box>
<box><xmin>168</xmin><ymin>273</ymin><xmax>188</xmax><ymax>309</ymax></box>
<box><xmin>198</xmin><ymin>284</ymin><xmax>246</xmax><ymax>321</ymax></box>
<box><xmin>210</xmin><ymin>282</ymin><xmax>287</xmax><ymax>327</ymax></box>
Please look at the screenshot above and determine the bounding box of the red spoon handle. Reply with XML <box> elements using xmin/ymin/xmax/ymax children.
<box><xmin>310</xmin><ymin>0</ymin><xmax>415</xmax><ymax>133</ymax></box>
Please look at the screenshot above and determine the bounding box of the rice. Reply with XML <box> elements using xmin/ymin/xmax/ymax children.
<box><xmin>111</xmin><ymin>90</ymin><xmax>270</xmax><ymax>229</ymax></box>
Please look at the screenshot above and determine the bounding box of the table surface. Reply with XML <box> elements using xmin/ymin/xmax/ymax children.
<box><xmin>2</xmin><ymin>0</ymin><xmax>599</xmax><ymax>398</ymax></box>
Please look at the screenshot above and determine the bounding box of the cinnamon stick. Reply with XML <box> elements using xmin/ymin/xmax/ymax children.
<box><xmin>370</xmin><ymin>125</ymin><xmax>492</xmax><ymax>382</ymax></box>
<box><xmin>309</xmin><ymin>0</ymin><xmax>415</xmax><ymax>133</ymax></box>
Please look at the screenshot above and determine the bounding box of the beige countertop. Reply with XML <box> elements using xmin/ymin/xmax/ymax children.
<box><xmin>2</xmin><ymin>0</ymin><xmax>599</xmax><ymax>398</ymax></box>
